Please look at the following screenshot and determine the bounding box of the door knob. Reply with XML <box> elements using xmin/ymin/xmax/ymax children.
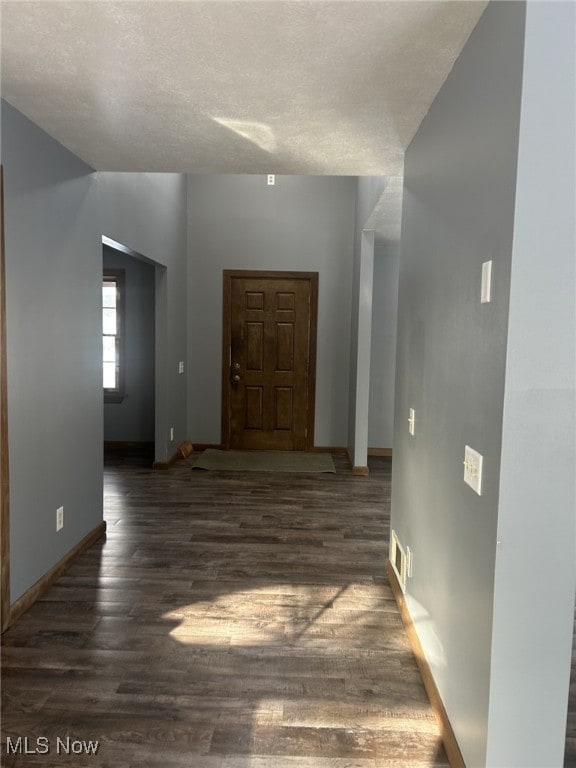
<box><xmin>232</xmin><ymin>374</ymin><xmax>241</xmax><ymax>383</ymax></box>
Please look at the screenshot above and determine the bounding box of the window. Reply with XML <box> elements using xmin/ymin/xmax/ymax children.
<box><xmin>103</xmin><ymin>269</ymin><xmax>125</xmax><ymax>402</ymax></box>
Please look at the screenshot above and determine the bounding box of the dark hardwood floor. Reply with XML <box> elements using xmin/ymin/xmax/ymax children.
<box><xmin>566</xmin><ymin>610</ymin><xmax>576</xmax><ymax>767</ymax></box>
<box><xmin>1</xmin><ymin>451</ymin><xmax>451</xmax><ymax>767</ymax></box>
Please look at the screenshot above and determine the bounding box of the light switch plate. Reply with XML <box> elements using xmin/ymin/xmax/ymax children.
<box><xmin>178</xmin><ymin>361</ymin><xmax>184</xmax><ymax>374</ymax></box>
<box><xmin>481</xmin><ymin>260</ymin><xmax>492</xmax><ymax>303</ymax></box>
<box><xmin>464</xmin><ymin>445</ymin><xmax>483</xmax><ymax>495</ymax></box>
<box><xmin>408</xmin><ymin>408</ymin><xmax>415</xmax><ymax>436</ymax></box>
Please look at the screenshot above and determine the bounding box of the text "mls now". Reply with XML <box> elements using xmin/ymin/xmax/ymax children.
<box><xmin>5</xmin><ymin>736</ymin><xmax>100</xmax><ymax>755</ymax></box>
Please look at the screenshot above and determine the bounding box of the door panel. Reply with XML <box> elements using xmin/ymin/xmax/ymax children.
<box><xmin>274</xmin><ymin>387</ymin><xmax>293</xmax><ymax>431</ymax></box>
<box><xmin>223</xmin><ymin>271</ymin><xmax>317</xmax><ymax>451</ymax></box>
<box><xmin>276</xmin><ymin>323</ymin><xmax>294</xmax><ymax>371</ymax></box>
<box><xmin>246</xmin><ymin>322</ymin><xmax>264</xmax><ymax>371</ymax></box>
<box><xmin>245</xmin><ymin>386</ymin><xmax>263</xmax><ymax>430</ymax></box>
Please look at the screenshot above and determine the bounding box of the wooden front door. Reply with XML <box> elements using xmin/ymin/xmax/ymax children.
<box><xmin>222</xmin><ymin>271</ymin><xmax>318</xmax><ymax>451</ymax></box>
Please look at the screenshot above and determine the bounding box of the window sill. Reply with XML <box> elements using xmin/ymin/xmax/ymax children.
<box><xmin>104</xmin><ymin>393</ymin><xmax>125</xmax><ymax>404</ymax></box>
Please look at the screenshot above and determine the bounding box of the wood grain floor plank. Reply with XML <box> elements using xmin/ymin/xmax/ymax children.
<box><xmin>566</xmin><ymin>611</ymin><xmax>576</xmax><ymax>766</ymax></box>
<box><xmin>2</xmin><ymin>451</ymin><xmax>451</xmax><ymax>767</ymax></box>
<box><xmin>209</xmin><ymin>724</ymin><xmax>448</xmax><ymax>761</ymax></box>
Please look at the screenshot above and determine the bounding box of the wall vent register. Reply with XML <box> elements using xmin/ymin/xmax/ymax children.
<box><xmin>390</xmin><ymin>530</ymin><xmax>408</xmax><ymax>593</ymax></box>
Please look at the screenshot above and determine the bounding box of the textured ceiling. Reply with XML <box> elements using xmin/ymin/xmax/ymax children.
<box><xmin>0</xmin><ymin>1</ymin><xmax>487</xmax><ymax>176</ymax></box>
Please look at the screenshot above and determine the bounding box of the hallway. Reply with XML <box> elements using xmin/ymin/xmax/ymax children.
<box><xmin>1</xmin><ymin>452</ymin><xmax>448</xmax><ymax>767</ymax></box>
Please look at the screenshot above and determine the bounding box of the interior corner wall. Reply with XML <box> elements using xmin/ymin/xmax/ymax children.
<box><xmin>486</xmin><ymin>2</ymin><xmax>576</xmax><ymax>765</ymax></box>
<box><xmin>96</xmin><ymin>172</ymin><xmax>188</xmax><ymax>463</ymax></box>
<box><xmin>350</xmin><ymin>229</ymin><xmax>375</xmax><ymax>469</ymax></box>
<box><xmin>348</xmin><ymin>176</ymin><xmax>387</xmax><ymax>462</ymax></box>
<box><xmin>186</xmin><ymin>175</ymin><xmax>356</xmax><ymax>447</ymax></box>
<box><xmin>1</xmin><ymin>100</ymin><xmax>188</xmax><ymax>603</ymax></box>
<box><xmin>389</xmin><ymin>3</ymin><xmax>525</xmax><ymax>766</ymax></box>
<box><xmin>368</xmin><ymin>243</ymin><xmax>399</xmax><ymax>450</ymax></box>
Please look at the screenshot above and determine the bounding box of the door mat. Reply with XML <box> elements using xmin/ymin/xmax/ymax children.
<box><xmin>192</xmin><ymin>449</ymin><xmax>336</xmax><ymax>474</ymax></box>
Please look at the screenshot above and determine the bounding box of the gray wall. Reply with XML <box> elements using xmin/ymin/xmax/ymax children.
<box><xmin>368</xmin><ymin>243</ymin><xmax>399</xmax><ymax>450</ymax></box>
<box><xmin>2</xmin><ymin>100</ymin><xmax>188</xmax><ymax>603</ymax></box>
<box><xmin>3</xmin><ymin>101</ymin><xmax>103</xmax><ymax>604</ymax></box>
<box><xmin>486</xmin><ymin>2</ymin><xmax>576</xmax><ymax>765</ymax></box>
<box><xmin>390</xmin><ymin>3</ymin><xmax>525</xmax><ymax>765</ymax></box>
<box><xmin>187</xmin><ymin>174</ymin><xmax>356</xmax><ymax>447</ymax></box>
<box><xmin>103</xmin><ymin>247</ymin><xmax>155</xmax><ymax>443</ymax></box>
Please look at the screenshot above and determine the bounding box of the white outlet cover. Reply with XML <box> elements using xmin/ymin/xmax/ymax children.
<box><xmin>464</xmin><ymin>445</ymin><xmax>483</xmax><ymax>495</ymax></box>
<box><xmin>267</xmin><ymin>174</ymin><xmax>275</xmax><ymax>186</ymax></box>
<box><xmin>178</xmin><ymin>361</ymin><xmax>184</xmax><ymax>374</ymax></box>
<box><xmin>56</xmin><ymin>506</ymin><xmax>64</xmax><ymax>531</ymax></box>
